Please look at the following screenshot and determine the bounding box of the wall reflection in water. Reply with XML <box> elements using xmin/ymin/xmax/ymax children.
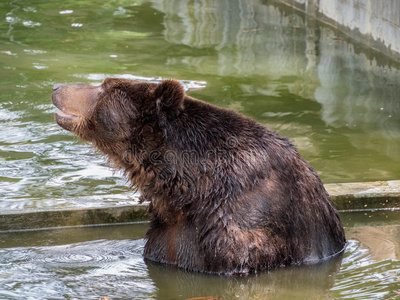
<box><xmin>146</xmin><ymin>0</ymin><xmax>400</xmax><ymax>182</ymax></box>
<box><xmin>147</xmin><ymin>256</ymin><xmax>342</xmax><ymax>300</ymax></box>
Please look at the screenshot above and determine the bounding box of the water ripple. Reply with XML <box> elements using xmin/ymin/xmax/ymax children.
<box><xmin>0</xmin><ymin>239</ymin><xmax>154</xmax><ymax>300</ymax></box>
<box><xmin>332</xmin><ymin>240</ymin><xmax>400</xmax><ymax>299</ymax></box>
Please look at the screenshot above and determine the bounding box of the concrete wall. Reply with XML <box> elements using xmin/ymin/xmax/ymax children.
<box><xmin>279</xmin><ymin>0</ymin><xmax>400</xmax><ymax>61</ymax></box>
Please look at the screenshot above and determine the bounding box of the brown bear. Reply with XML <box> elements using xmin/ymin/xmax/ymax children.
<box><xmin>52</xmin><ymin>78</ymin><xmax>346</xmax><ymax>275</ymax></box>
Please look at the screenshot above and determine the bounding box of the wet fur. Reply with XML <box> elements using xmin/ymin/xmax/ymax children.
<box><xmin>53</xmin><ymin>78</ymin><xmax>346</xmax><ymax>275</ymax></box>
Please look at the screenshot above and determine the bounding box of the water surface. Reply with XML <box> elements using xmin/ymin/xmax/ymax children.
<box><xmin>0</xmin><ymin>211</ymin><xmax>400</xmax><ymax>299</ymax></box>
<box><xmin>0</xmin><ymin>0</ymin><xmax>399</xmax><ymax>210</ymax></box>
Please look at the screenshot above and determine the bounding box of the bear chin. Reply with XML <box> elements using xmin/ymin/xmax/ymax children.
<box><xmin>54</xmin><ymin>111</ymin><xmax>79</xmax><ymax>131</ymax></box>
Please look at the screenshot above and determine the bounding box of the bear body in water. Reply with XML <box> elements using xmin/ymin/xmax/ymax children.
<box><xmin>52</xmin><ymin>78</ymin><xmax>345</xmax><ymax>275</ymax></box>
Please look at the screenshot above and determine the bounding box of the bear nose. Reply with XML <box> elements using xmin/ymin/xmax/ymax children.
<box><xmin>52</xmin><ymin>84</ymin><xmax>63</xmax><ymax>91</ymax></box>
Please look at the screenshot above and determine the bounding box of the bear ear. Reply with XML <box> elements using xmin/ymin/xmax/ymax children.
<box><xmin>154</xmin><ymin>79</ymin><xmax>185</xmax><ymax>112</ymax></box>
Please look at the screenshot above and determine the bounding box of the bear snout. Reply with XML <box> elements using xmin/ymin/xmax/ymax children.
<box><xmin>51</xmin><ymin>83</ymin><xmax>100</xmax><ymax>119</ymax></box>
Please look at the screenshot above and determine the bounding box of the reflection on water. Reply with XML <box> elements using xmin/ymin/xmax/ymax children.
<box><xmin>0</xmin><ymin>0</ymin><xmax>399</xmax><ymax>210</ymax></box>
<box><xmin>146</xmin><ymin>0</ymin><xmax>400</xmax><ymax>182</ymax></box>
<box><xmin>333</xmin><ymin>239</ymin><xmax>400</xmax><ymax>300</ymax></box>
<box><xmin>147</xmin><ymin>259</ymin><xmax>341</xmax><ymax>300</ymax></box>
<box><xmin>347</xmin><ymin>226</ymin><xmax>400</xmax><ymax>261</ymax></box>
<box><xmin>0</xmin><ymin>239</ymin><xmax>153</xmax><ymax>300</ymax></box>
<box><xmin>1</xmin><ymin>1</ymin><xmax>399</xmax><ymax>297</ymax></box>
<box><xmin>0</xmin><ymin>211</ymin><xmax>400</xmax><ymax>300</ymax></box>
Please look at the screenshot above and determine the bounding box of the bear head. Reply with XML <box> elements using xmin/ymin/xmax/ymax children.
<box><xmin>52</xmin><ymin>78</ymin><xmax>184</xmax><ymax>142</ymax></box>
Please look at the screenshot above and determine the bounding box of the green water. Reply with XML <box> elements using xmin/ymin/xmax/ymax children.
<box><xmin>0</xmin><ymin>211</ymin><xmax>399</xmax><ymax>299</ymax></box>
<box><xmin>0</xmin><ymin>0</ymin><xmax>399</xmax><ymax>210</ymax></box>
<box><xmin>2</xmin><ymin>1</ymin><xmax>400</xmax><ymax>298</ymax></box>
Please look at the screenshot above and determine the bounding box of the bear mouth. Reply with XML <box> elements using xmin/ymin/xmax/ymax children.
<box><xmin>54</xmin><ymin>110</ymin><xmax>80</xmax><ymax>132</ymax></box>
<box><xmin>52</xmin><ymin>93</ymin><xmax>80</xmax><ymax>124</ymax></box>
<box><xmin>52</xmin><ymin>89</ymin><xmax>83</xmax><ymax>133</ymax></box>
<box><xmin>55</xmin><ymin>109</ymin><xmax>79</xmax><ymax>120</ymax></box>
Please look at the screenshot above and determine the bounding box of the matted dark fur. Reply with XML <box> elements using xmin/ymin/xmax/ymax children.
<box><xmin>52</xmin><ymin>78</ymin><xmax>346</xmax><ymax>275</ymax></box>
